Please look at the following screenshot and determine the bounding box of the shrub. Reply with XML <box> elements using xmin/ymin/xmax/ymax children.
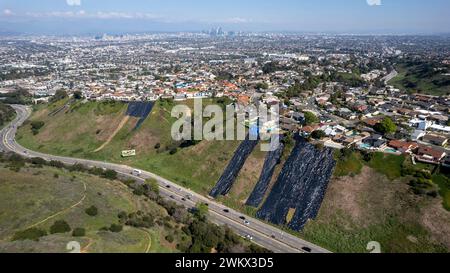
<box><xmin>30</xmin><ymin>157</ymin><xmax>47</xmax><ymax>166</ymax></box>
<box><xmin>50</xmin><ymin>220</ymin><xmax>71</xmax><ymax>234</ymax></box>
<box><xmin>72</xmin><ymin>228</ymin><xmax>86</xmax><ymax>237</ymax></box>
<box><xmin>30</xmin><ymin>121</ymin><xmax>45</xmax><ymax>131</ymax></box>
<box><xmin>109</xmin><ymin>224</ymin><xmax>123</xmax><ymax>233</ymax></box>
<box><xmin>85</xmin><ymin>205</ymin><xmax>98</xmax><ymax>216</ymax></box>
<box><xmin>165</xmin><ymin>234</ymin><xmax>174</xmax><ymax>243</ymax></box>
<box><xmin>12</xmin><ymin>228</ymin><xmax>47</xmax><ymax>241</ymax></box>
<box><xmin>102</xmin><ymin>169</ymin><xmax>118</xmax><ymax>180</ymax></box>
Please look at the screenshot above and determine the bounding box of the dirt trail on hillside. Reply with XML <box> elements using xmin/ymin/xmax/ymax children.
<box><xmin>26</xmin><ymin>182</ymin><xmax>87</xmax><ymax>229</ymax></box>
<box><xmin>94</xmin><ymin>115</ymin><xmax>130</xmax><ymax>152</ymax></box>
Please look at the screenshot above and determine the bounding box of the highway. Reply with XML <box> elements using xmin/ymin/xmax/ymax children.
<box><xmin>0</xmin><ymin>105</ymin><xmax>331</xmax><ymax>254</ymax></box>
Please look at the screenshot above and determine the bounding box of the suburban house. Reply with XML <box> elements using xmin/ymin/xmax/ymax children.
<box><xmin>362</xmin><ymin>134</ymin><xmax>387</xmax><ymax>149</ymax></box>
<box><xmin>415</xmin><ymin>146</ymin><xmax>446</xmax><ymax>164</ymax></box>
<box><xmin>388</xmin><ymin>140</ymin><xmax>419</xmax><ymax>154</ymax></box>
<box><xmin>422</xmin><ymin>134</ymin><xmax>448</xmax><ymax>147</ymax></box>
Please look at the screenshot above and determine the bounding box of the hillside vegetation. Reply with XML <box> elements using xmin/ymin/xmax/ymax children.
<box><xmin>17</xmin><ymin>99</ymin><xmax>242</xmax><ymax>195</ymax></box>
<box><xmin>0</xmin><ymin>153</ymin><xmax>267</xmax><ymax>253</ymax></box>
<box><xmin>390</xmin><ymin>60</ymin><xmax>450</xmax><ymax>96</ymax></box>
<box><xmin>0</xmin><ymin>102</ymin><xmax>15</xmax><ymax>129</ymax></box>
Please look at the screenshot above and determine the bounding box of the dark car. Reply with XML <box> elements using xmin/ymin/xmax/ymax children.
<box><xmin>302</xmin><ymin>247</ymin><xmax>312</xmax><ymax>253</ymax></box>
<box><xmin>165</xmin><ymin>185</ymin><xmax>171</xmax><ymax>188</ymax></box>
<box><xmin>223</xmin><ymin>209</ymin><xmax>230</xmax><ymax>213</ymax></box>
<box><xmin>239</xmin><ymin>216</ymin><xmax>246</xmax><ymax>220</ymax></box>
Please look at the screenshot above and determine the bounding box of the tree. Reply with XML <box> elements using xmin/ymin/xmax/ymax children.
<box><xmin>51</xmin><ymin>89</ymin><xmax>68</xmax><ymax>102</ymax></box>
<box><xmin>194</xmin><ymin>203</ymin><xmax>209</xmax><ymax>220</ymax></box>
<box><xmin>73</xmin><ymin>91</ymin><xmax>83</xmax><ymax>100</ymax></box>
<box><xmin>30</xmin><ymin>121</ymin><xmax>45</xmax><ymax>135</ymax></box>
<box><xmin>50</xmin><ymin>220</ymin><xmax>71</xmax><ymax>234</ymax></box>
<box><xmin>374</xmin><ymin>117</ymin><xmax>397</xmax><ymax>135</ymax></box>
<box><xmin>12</xmin><ymin>228</ymin><xmax>47</xmax><ymax>241</ymax></box>
<box><xmin>102</xmin><ymin>169</ymin><xmax>117</xmax><ymax>180</ymax></box>
<box><xmin>303</xmin><ymin>111</ymin><xmax>319</xmax><ymax>125</ymax></box>
<box><xmin>311</xmin><ymin>130</ymin><xmax>326</xmax><ymax>140</ymax></box>
<box><xmin>109</xmin><ymin>224</ymin><xmax>123</xmax><ymax>233</ymax></box>
<box><xmin>85</xmin><ymin>205</ymin><xmax>98</xmax><ymax>216</ymax></box>
<box><xmin>72</xmin><ymin>228</ymin><xmax>86</xmax><ymax>237</ymax></box>
<box><xmin>147</xmin><ymin>179</ymin><xmax>160</xmax><ymax>195</ymax></box>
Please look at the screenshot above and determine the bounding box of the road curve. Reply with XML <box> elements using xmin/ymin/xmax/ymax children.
<box><xmin>0</xmin><ymin>104</ymin><xmax>331</xmax><ymax>254</ymax></box>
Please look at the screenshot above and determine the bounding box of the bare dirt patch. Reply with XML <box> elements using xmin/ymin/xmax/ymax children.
<box><xmin>94</xmin><ymin>115</ymin><xmax>130</xmax><ymax>152</ymax></box>
<box><xmin>421</xmin><ymin>198</ymin><xmax>450</xmax><ymax>248</ymax></box>
<box><xmin>323</xmin><ymin>167</ymin><xmax>406</xmax><ymax>227</ymax></box>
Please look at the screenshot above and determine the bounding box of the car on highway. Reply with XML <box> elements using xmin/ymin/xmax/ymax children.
<box><xmin>245</xmin><ymin>235</ymin><xmax>253</xmax><ymax>241</ymax></box>
<box><xmin>165</xmin><ymin>185</ymin><xmax>171</xmax><ymax>188</ymax></box>
<box><xmin>223</xmin><ymin>209</ymin><xmax>230</xmax><ymax>213</ymax></box>
<box><xmin>132</xmin><ymin>169</ymin><xmax>142</xmax><ymax>176</ymax></box>
<box><xmin>181</xmin><ymin>197</ymin><xmax>186</xmax><ymax>202</ymax></box>
<box><xmin>302</xmin><ymin>247</ymin><xmax>312</xmax><ymax>253</ymax></box>
<box><xmin>244</xmin><ymin>220</ymin><xmax>250</xmax><ymax>225</ymax></box>
<box><xmin>170</xmin><ymin>195</ymin><xmax>175</xmax><ymax>199</ymax></box>
<box><xmin>239</xmin><ymin>216</ymin><xmax>246</xmax><ymax>220</ymax></box>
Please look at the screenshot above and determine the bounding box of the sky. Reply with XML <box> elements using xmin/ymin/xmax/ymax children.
<box><xmin>0</xmin><ymin>0</ymin><xmax>449</xmax><ymax>35</ymax></box>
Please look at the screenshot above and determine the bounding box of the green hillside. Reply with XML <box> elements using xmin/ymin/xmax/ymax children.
<box><xmin>389</xmin><ymin>61</ymin><xmax>450</xmax><ymax>96</ymax></box>
<box><xmin>17</xmin><ymin>99</ymin><xmax>243</xmax><ymax>195</ymax></box>
<box><xmin>0</xmin><ymin>158</ymin><xmax>178</xmax><ymax>253</ymax></box>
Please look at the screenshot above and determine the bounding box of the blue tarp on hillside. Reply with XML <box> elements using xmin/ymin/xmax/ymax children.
<box><xmin>126</xmin><ymin>102</ymin><xmax>154</xmax><ymax>130</ymax></box>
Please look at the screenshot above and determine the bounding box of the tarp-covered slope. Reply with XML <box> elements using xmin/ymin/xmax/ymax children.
<box><xmin>256</xmin><ymin>138</ymin><xmax>336</xmax><ymax>231</ymax></box>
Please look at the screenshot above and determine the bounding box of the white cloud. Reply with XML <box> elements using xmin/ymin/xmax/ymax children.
<box><xmin>66</xmin><ymin>0</ymin><xmax>81</xmax><ymax>6</ymax></box>
<box><xmin>3</xmin><ymin>9</ymin><xmax>14</xmax><ymax>16</ymax></box>
<box><xmin>223</xmin><ymin>17</ymin><xmax>251</xmax><ymax>24</ymax></box>
<box><xmin>24</xmin><ymin>11</ymin><xmax>161</xmax><ymax>20</ymax></box>
<box><xmin>366</xmin><ymin>0</ymin><xmax>382</xmax><ymax>6</ymax></box>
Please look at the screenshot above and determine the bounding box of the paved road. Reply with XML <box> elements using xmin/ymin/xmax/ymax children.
<box><xmin>0</xmin><ymin>105</ymin><xmax>331</xmax><ymax>254</ymax></box>
<box><xmin>382</xmin><ymin>70</ymin><xmax>398</xmax><ymax>85</ymax></box>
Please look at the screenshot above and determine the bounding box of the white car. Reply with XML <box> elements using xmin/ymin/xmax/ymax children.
<box><xmin>245</xmin><ymin>235</ymin><xmax>253</xmax><ymax>241</ymax></box>
<box><xmin>244</xmin><ymin>220</ymin><xmax>250</xmax><ymax>226</ymax></box>
<box><xmin>132</xmin><ymin>169</ymin><xmax>142</xmax><ymax>176</ymax></box>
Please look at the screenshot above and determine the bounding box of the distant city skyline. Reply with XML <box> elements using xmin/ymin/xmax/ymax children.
<box><xmin>0</xmin><ymin>0</ymin><xmax>449</xmax><ymax>35</ymax></box>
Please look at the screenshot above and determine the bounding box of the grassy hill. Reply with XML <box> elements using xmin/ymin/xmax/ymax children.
<box><xmin>0</xmin><ymin>159</ymin><xmax>178</xmax><ymax>253</ymax></box>
<box><xmin>17</xmin><ymin>99</ymin><xmax>243</xmax><ymax>195</ymax></box>
<box><xmin>389</xmin><ymin>61</ymin><xmax>450</xmax><ymax>96</ymax></box>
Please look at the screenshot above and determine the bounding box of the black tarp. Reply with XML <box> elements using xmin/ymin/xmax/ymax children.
<box><xmin>209</xmin><ymin>136</ymin><xmax>259</xmax><ymax>198</ymax></box>
<box><xmin>246</xmin><ymin>139</ymin><xmax>284</xmax><ymax>207</ymax></box>
<box><xmin>256</xmin><ymin>138</ymin><xmax>336</xmax><ymax>231</ymax></box>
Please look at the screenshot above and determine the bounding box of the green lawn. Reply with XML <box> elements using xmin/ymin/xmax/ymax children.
<box><xmin>432</xmin><ymin>174</ymin><xmax>450</xmax><ymax>212</ymax></box>
<box><xmin>367</xmin><ymin>153</ymin><xmax>405</xmax><ymax>180</ymax></box>
<box><xmin>333</xmin><ymin>151</ymin><xmax>363</xmax><ymax>177</ymax></box>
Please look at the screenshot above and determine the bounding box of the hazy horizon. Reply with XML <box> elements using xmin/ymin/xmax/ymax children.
<box><xmin>0</xmin><ymin>0</ymin><xmax>449</xmax><ymax>35</ymax></box>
